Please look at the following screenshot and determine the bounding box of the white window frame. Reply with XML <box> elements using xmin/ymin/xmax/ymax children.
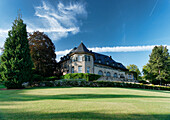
<box><xmin>78</xmin><ymin>66</ymin><xmax>82</xmax><ymax>73</ymax></box>
<box><xmin>78</xmin><ymin>55</ymin><xmax>82</xmax><ymax>61</ymax></box>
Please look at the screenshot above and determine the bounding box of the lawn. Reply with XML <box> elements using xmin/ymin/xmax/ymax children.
<box><xmin>0</xmin><ymin>87</ymin><xmax>170</xmax><ymax>120</ymax></box>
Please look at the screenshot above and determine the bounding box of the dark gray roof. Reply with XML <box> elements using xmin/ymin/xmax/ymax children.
<box><xmin>92</xmin><ymin>52</ymin><xmax>127</xmax><ymax>70</ymax></box>
<box><xmin>68</xmin><ymin>47</ymin><xmax>77</xmax><ymax>55</ymax></box>
<box><xmin>74</xmin><ymin>42</ymin><xmax>90</xmax><ymax>53</ymax></box>
<box><xmin>59</xmin><ymin>43</ymin><xmax>128</xmax><ymax>71</ymax></box>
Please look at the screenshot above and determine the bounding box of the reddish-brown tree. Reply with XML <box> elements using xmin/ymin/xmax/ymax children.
<box><xmin>28</xmin><ymin>31</ymin><xmax>57</xmax><ymax>77</ymax></box>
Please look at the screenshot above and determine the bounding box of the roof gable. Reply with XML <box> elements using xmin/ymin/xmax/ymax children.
<box><xmin>75</xmin><ymin>42</ymin><xmax>89</xmax><ymax>53</ymax></box>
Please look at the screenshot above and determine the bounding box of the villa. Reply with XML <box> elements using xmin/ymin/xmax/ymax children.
<box><xmin>59</xmin><ymin>42</ymin><xmax>136</xmax><ymax>82</ymax></box>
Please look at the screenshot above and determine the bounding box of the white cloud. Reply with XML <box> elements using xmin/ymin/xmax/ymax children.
<box><xmin>0</xmin><ymin>29</ymin><xmax>9</xmax><ymax>48</ymax></box>
<box><xmin>0</xmin><ymin>1</ymin><xmax>87</xmax><ymax>51</ymax></box>
<box><xmin>30</xmin><ymin>1</ymin><xmax>87</xmax><ymax>40</ymax></box>
<box><xmin>55</xmin><ymin>45</ymin><xmax>170</xmax><ymax>56</ymax></box>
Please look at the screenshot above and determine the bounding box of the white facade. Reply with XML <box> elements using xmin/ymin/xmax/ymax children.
<box><xmin>59</xmin><ymin>43</ymin><xmax>136</xmax><ymax>82</ymax></box>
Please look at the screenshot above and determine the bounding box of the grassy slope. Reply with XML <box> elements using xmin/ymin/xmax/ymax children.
<box><xmin>0</xmin><ymin>87</ymin><xmax>170</xmax><ymax>120</ymax></box>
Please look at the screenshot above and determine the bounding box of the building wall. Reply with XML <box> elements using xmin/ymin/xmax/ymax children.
<box><xmin>94</xmin><ymin>64</ymin><xmax>125</xmax><ymax>78</ymax></box>
<box><xmin>84</xmin><ymin>55</ymin><xmax>94</xmax><ymax>73</ymax></box>
<box><xmin>60</xmin><ymin>54</ymin><xmax>94</xmax><ymax>74</ymax></box>
<box><xmin>60</xmin><ymin>53</ymin><xmax>136</xmax><ymax>81</ymax></box>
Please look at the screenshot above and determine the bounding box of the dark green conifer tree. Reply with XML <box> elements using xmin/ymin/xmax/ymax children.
<box><xmin>0</xmin><ymin>15</ymin><xmax>33</xmax><ymax>89</ymax></box>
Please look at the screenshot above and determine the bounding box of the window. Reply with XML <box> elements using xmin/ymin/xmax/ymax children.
<box><xmin>98</xmin><ymin>60</ymin><xmax>101</xmax><ymax>63</ymax></box>
<box><xmin>75</xmin><ymin>57</ymin><xmax>78</xmax><ymax>61</ymax></box>
<box><xmin>78</xmin><ymin>55</ymin><xmax>82</xmax><ymax>61</ymax></box>
<box><xmin>87</xmin><ymin>67</ymin><xmax>90</xmax><ymax>73</ymax></box>
<box><xmin>71</xmin><ymin>67</ymin><xmax>74</xmax><ymax>73</ymax></box>
<box><xmin>128</xmin><ymin>74</ymin><xmax>132</xmax><ymax>79</ymax></box>
<box><xmin>85</xmin><ymin>55</ymin><xmax>90</xmax><ymax>61</ymax></box>
<box><xmin>106</xmin><ymin>61</ymin><xmax>109</xmax><ymax>65</ymax></box>
<box><xmin>120</xmin><ymin>74</ymin><xmax>125</xmax><ymax>78</ymax></box>
<box><xmin>85</xmin><ymin>55</ymin><xmax>87</xmax><ymax>61</ymax></box>
<box><xmin>78</xmin><ymin>66</ymin><xmax>82</xmax><ymax>73</ymax></box>
<box><xmin>114</xmin><ymin>73</ymin><xmax>118</xmax><ymax>78</ymax></box>
<box><xmin>98</xmin><ymin>70</ymin><xmax>103</xmax><ymax>76</ymax></box>
<box><xmin>106</xmin><ymin>72</ymin><xmax>111</xmax><ymax>77</ymax></box>
<box><xmin>87</xmin><ymin>56</ymin><xmax>90</xmax><ymax>61</ymax></box>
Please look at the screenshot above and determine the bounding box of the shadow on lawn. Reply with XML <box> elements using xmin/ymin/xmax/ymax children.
<box><xmin>0</xmin><ymin>89</ymin><xmax>170</xmax><ymax>102</ymax></box>
<box><xmin>2</xmin><ymin>110</ymin><xmax>170</xmax><ymax>120</ymax></box>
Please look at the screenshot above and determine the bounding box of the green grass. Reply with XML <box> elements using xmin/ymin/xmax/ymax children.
<box><xmin>0</xmin><ymin>87</ymin><xmax>170</xmax><ymax>120</ymax></box>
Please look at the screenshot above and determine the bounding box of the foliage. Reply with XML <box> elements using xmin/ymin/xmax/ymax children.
<box><xmin>28</xmin><ymin>31</ymin><xmax>57</xmax><ymax>77</ymax></box>
<box><xmin>0</xmin><ymin>84</ymin><xmax>6</xmax><ymax>89</ymax></box>
<box><xmin>32</xmin><ymin>74</ymin><xmax>45</xmax><ymax>82</ymax></box>
<box><xmin>0</xmin><ymin>15</ymin><xmax>33</xmax><ymax>89</ymax></box>
<box><xmin>127</xmin><ymin>64</ymin><xmax>141</xmax><ymax>80</ymax></box>
<box><xmin>34</xmin><ymin>80</ymin><xmax>170</xmax><ymax>91</ymax></box>
<box><xmin>62</xmin><ymin>73</ymin><xmax>101</xmax><ymax>81</ymax></box>
<box><xmin>143</xmin><ymin>46</ymin><xmax>170</xmax><ymax>85</ymax></box>
<box><xmin>45</xmin><ymin>76</ymin><xmax>59</xmax><ymax>81</ymax></box>
<box><xmin>138</xmin><ymin>79</ymin><xmax>149</xmax><ymax>84</ymax></box>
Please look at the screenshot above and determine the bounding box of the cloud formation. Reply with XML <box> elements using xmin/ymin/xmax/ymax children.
<box><xmin>0</xmin><ymin>29</ymin><xmax>9</xmax><ymax>48</ymax></box>
<box><xmin>0</xmin><ymin>1</ymin><xmax>87</xmax><ymax>49</ymax></box>
<box><xmin>31</xmin><ymin>1</ymin><xmax>87</xmax><ymax>40</ymax></box>
<box><xmin>55</xmin><ymin>45</ymin><xmax>170</xmax><ymax>56</ymax></box>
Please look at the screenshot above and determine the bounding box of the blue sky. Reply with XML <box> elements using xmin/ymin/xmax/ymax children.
<box><xmin>0</xmin><ymin>0</ymin><xmax>170</xmax><ymax>72</ymax></box>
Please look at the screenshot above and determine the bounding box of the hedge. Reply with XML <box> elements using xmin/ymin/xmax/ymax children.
<box><xmin>45</xmin><ymin>76</ymin><xmax>59</xmax><ymax>81</ymax></box>
<box><xmin>61</xmin><ymin>73</ymin><xmax>101</xmax><ymax>81</ymax></box>
<box><xmin>34</xmin><ymin>80</ymin><xmax>170</xmax><ymax>91</ymax></box>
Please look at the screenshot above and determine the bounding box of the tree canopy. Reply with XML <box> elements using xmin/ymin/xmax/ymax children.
<box><xmin>143</xmin><ymin>45</ymin><xmax>170</xmax><ymax>85</ymax></box>
<box><xmin>28</xmin><ymin>31</ymin><xmax>57</xmax><ymax>77</ymax></box>
<box><xmin>0</xmin><ymin>16</ymin><xmax>33</xmax><ymax>89</ymax></box>
<box><xmin>126</xmin><ymin>64</ymin><xmax>141</xmax><ymax>80</ymax></box>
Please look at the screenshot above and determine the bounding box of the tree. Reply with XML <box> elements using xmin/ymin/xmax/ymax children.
<box><xmin>28</xmin><ymin>31</ymin><xmax>57</xmax><ymax>77</ymax></box>
<box><xmin>142</xmin><ymin>64</ymin><xmax>156</xmax><ymax>83</ymax></box>
<box><xmin>0</xmin><ymin>15</ymin><xmax>33</xmax><ymax>89</ymax></box>
<box><xmin>143</xmin><ymin>46</ymin><xmax>170</xmax><ymax>85</ymax></box>
<box><xmin>127</xmin><ymin>64</ymin><xmax>141</xmax><ymax>80</ymax></box>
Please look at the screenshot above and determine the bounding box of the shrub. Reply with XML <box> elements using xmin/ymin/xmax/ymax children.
<box><xmin>62</xmin><ymin>73</ymin><xmax>101</xmax><ymax>81</ymax></box>
<box><xmin>32</xmin><ymin>74</ymin><xmax>45</xmax><ymax>82</ymax></box>
<box><xmin>33</xmin><ymin>79</ymin><xmax>170</xmax><ymax>91</ymax></box>
<box><xmin>45</xmin><ymin>76</ymin><xmax>59</xmax><ymax>81</ymax></box>
<box><xmin>138</xmin><ymin>80</ymin><xmax>149</xmax><ymax>84</ymax></box>
<box><xmin>4</xmin><ymin>81</ymin><xmax>24</xmax><ymax>89</ymax></box>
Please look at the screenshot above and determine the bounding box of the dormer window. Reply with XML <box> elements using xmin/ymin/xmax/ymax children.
<box><xmin>106</xmin><ymin>62</ymin><xmax>109</xmax><ymax>65</ymax></box>
<box><xmin>98</xmin><ymin>60</ymin><xmax>101</xmax><ymax>63</ymax></box>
